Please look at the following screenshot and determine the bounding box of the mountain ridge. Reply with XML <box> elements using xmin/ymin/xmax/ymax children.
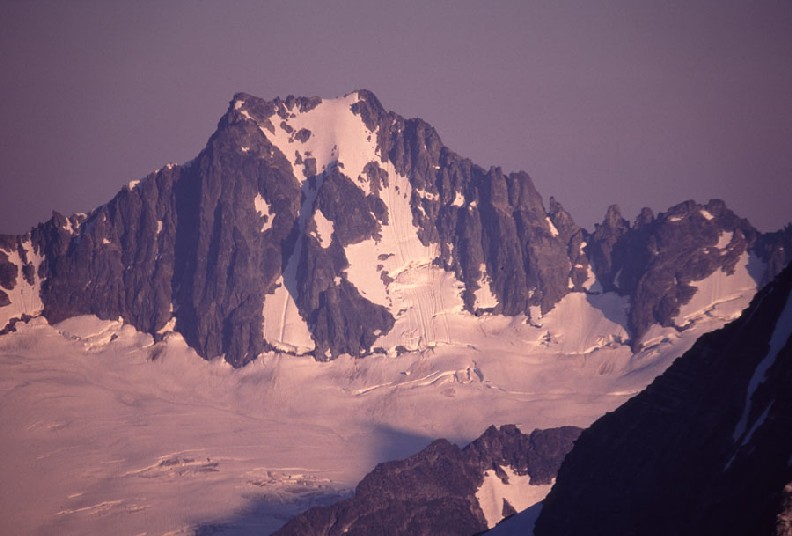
<box><xmin>1</xmin><ymin>90</ymin><xmax>790</xmax><ymax>366</ymax></box>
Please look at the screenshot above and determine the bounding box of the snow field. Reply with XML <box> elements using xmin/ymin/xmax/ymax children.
<box><xmin>0</xmin><ymin>292</ymin><xmax>750</xmax><ymax>535</ymax></box>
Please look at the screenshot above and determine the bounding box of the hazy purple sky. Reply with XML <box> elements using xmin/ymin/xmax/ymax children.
<box><xmin>1</xmin><ymin>1</ymin><xmax>790</xmax><ymax>234</ymax></box>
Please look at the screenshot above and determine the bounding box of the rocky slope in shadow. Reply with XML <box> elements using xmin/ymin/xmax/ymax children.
<box><xmin>274</xmin><ymin>425</ymin><xmax>581</xmax><ymax>536</ymax></box>
<box><xmin>533</xmin><ymin>262</ymin><xmax>792</xmax><ymax>535</ymax></box>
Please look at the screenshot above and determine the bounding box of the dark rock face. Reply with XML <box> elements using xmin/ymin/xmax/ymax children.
<box><xmin>274</xmin><ymin>425</ymin><xmax>581</xmax><ymax>536</ymax></box>
<box><xmin>0</xmin><ymin>251</ymin><xmax>17</xmax><ymax>294</ymax></box>
<box><xmin>295</xmin><ymin>167</ymin><xmax>395</xmax><ymax>358</ymax></box>
<box><xmin>1</xmin><ymin>89</ymin><xmax>790</xmax><ymax>364</ymax></box>
<box><xmin>548</xmin><ymin>197</ymin><xmax>588</xmax><ymax>292</ymax></box>
<box><xmin>756</xmin><ymin>225</ymin><xmax>792</xmax><ymax>286</ymax></box>
<box><xmin>0</xmin><ymin>90</ymin><xmax>581</xmax><ymax>363</ymax></box>
<box><xmin>42</xmin><ymin>166</ymin><xmax>182</xmax><ymax>338</ymax></box>
<box><xmin>535</xmin><ymin>263</ymin><xmax>792</xmax><ymax>536</ymax></box>
<box><xmin>586</xmin><ymin>198</ymin><xmax>791</xmax><ymax>349</ymax></box>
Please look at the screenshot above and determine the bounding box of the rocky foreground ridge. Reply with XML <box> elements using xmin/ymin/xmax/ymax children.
<box><xmin>274</xmin><ymin>425</ymin><xmax>581</xmax><ymax>536</ymax></box>
<box><xmin>1</xmin><ymin>90</ymin><xmax>790</xmax><ymax>366</ymax></box>
<box><xmin>533</xmin><ymin>262</ymin><xmax>792</xmax><ymax>535</ymax></box>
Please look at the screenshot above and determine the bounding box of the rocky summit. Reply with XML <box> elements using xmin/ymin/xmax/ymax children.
<box><xmin>0</xmin><ymin>90</ymin><xmax>790</xmax><ymax>366</ymax></box>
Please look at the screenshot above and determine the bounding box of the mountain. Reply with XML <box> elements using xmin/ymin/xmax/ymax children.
<box><xmin>1</xmin><ymin>90</ymin><xmax>791</xmax><ymax>535</ymax></box>
<box><xmin>274</xmin><ymin>425</ymin><xmax>581</xmax><ymax>536</ymax></box>
<box><xmin>532</xmin><ymin>261</ymin><xmax>792</xmax><ymax>535</ymax></box>
<box><xmin>1</xmin><ymin>90</ymin><xmax>790</xmax><ymax>367</ymax></box>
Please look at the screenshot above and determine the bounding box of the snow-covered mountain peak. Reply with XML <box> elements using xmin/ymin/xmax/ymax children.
<box><xmin>230</xmin><ymin>90</ymin><xmax>385</xmax><ymax>194</ymax></box>
<box><xmin>1</xmin><ymin>90</ymin><xmax>790</xmax><ymax>366</ymax></box>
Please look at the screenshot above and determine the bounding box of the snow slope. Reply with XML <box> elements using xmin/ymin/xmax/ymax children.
<box><xmin>675</xmin><ymin>251</ymin><xmax>762</xmax><ymax>329</ymax></box>
<box><xmin>239</xmin><ymin>91</ymin><xmax>469</xmax><ymax>355</ymax></box>
<box><xmin>476</xmin><ymin>467</ymin><xmax>552</xmax><ymax>529</ymax></box>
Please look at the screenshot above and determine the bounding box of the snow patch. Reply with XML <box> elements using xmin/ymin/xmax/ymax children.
<box><xmin>257</xmin><ymin>92</ymin><xmax>378</xmax><ymax>194</ymax></box>
<box><xmin>452</xmin><ymin>190</ymin><xmax>465</xmax><ymax>207</ymax></box>
<box><xmin>62</xmin><ymin>216</ymin><xmax>81</xmax><ymax>236</ymax></box>
<box><xmin>55</xmin><ymin>315</ymin><xmax>144</xmax><ymax>352</ymax></box>
<box><xmin>416</xmin><ymin>189</ymin><xmax>436</xmax><ymax>201</ymax></box>
<box><xmin>581</xmin><ymin>266</ymin><xmax>598</xmax><ymax>292</ymax></box>
<box><xmin>716</xmin><ymin>231</ymin><xmax>733</xmax><ymax>250</ymax></box>
<box><xmin>546</xmin><ymin>217</ymin><xmax>559</xmax><ymax>237</ymax></box>
<box><xmin>254</xmin><ymin>193</ymin><xmax>273</xmax><ymax>233</ymax></box>
<box><xmin>700</xmin><ymin>209</ymin><xmax>714</xmax><ymax>221</ymax></box>
<box><xmin>476</xmin><ymin>466</ymin><xmax>552</xmax><ymax>529</ymax></box>
<box><xmin>446</xmin><ymin>242</ymin><xmax>455</xmax><ymax>265</ymax></box>
<box><xmin>311</xmin><ymin>208</ymin><xmax>334</xmax><ymax>248</ymax></box>
<box><xmin>157</xmin><ymin>316</ymin><xmax>176</xmax><ymax>334</ymax></box>
<box><xmin>475</xmin><ymin>265</ymin><xmax>499</xmax><ymax>310</ymax></box>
